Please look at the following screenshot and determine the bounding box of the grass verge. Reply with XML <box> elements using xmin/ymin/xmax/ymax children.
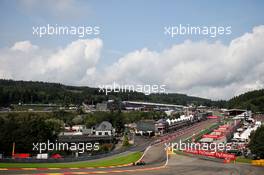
<box><xmin>0</xmin><ymin>152</ymin><xmax>142</xmax><ymax>168</ymax></box>
<box><xmin>236</xmin><ymin>157</ymin><xmax>252</xmax><ymax>164</ymax></box>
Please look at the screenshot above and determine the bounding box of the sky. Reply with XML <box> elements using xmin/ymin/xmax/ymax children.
<box><xmin>0</xmin><ymin>0</ymin><xmax>264</xmax><ymax>100</ymax></box>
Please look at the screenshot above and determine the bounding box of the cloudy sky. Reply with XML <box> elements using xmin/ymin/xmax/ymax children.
<box><xmin>0</xmin><ymin>0</ymin><xmax>264</xmax><ymax>100</ymax></box>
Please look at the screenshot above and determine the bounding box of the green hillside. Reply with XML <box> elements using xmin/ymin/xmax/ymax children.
<box><xmin>228</xmin><ymin>89</ymin><xmax>264</xmax><ymax>112</ymax></box>
<box><xmin>0</xmin><ymin>79</ymin><xmax>214</xmax><ymax>107</ymax></box>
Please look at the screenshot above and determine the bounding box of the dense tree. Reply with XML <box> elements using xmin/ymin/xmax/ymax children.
<box><xmin>72</xmin><ymin>115</ymin><xmax>83</xmax><ymax>125</ymax></box>
<box><xmin>52</xmin><ymin>110</ymin><xmax>75</xmax><ymax>127</ymax></box>
<box><xmin>0</xmin><ymin>113</ymin><xmax>63</xmax><ymax>156</ymax></box>
<box><xmin>228</xmin><ymin>89</ymin><xmax>264</xmax><ymax>112</ymax></box>
<box><xmin>122</xmin><ymin>135</ymin><xmax>130</xmax><ymax>147</ymax></box>
<box><xmin>248</xmin><ymin>125</ymin><xmax>264</xmax><ymax>159</ymax></box>
<box><xmin>0</xmin><ymin>79</ymin><xmax>219</xmax><ymax>107</ymax></box>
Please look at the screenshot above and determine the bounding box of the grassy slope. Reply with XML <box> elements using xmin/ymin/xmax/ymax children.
<box><xmin>0</xmin><ymin>152</ymin><xmax>142</xmax><ymax>168</ymax></box>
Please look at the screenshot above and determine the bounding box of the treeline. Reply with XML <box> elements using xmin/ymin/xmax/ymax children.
<box><xmin>0</xmin><ymin>79</ymin><xmax>98</xmax><ymax>106</ymax></box>
<box><xmin>1</xmin><ymin>79</ymin><xmax>264</xmax><ymax>111</ymax></box>
<box><xmin>228</xmin><ymin>89</ymin><xmax>264</xmax><ymax>112</ymax></box>
<box><xmin>0</xmin><ymin>79</ymin><xmax>218</xmax><ymax>107</ymax></box>
<box><xmin>147</xmin><ymin>93</ymin><xmax>225</xmax><ymax>107</ymax></box>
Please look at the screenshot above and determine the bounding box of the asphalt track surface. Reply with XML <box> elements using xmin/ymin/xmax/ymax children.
<box><xmin>1</xmin><ymin>119</ymin><xmax>264</xmax><ymax>175</ymax></box>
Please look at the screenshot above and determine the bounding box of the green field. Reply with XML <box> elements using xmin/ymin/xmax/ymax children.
<box><xmin>0</xmin><ymin>152</ymin><xmax>142</xmax><ymax>168</ymax></box>
<box><xmin>236</xmin><ymin>157</ymin><xmax>252</xmax><ymax>164</ymax></box>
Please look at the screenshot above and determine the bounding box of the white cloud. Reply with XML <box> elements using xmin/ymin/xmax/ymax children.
<box><xmin>95</xmin><ymin>25</ymin><xmax>264</xmax><ymax>100</ymax></box>
<box><xmin>1</xmin><ymin>26</ymin><xmax>264</xmax><ymax>100</ymax></box>
<box><xmin>0</xmin><ymin>38</ymin><xmax>102</xmax><ymax>85</ymax></box>
<box><xmin>11</xmin><ymin>41</ymin><xmax>38</xmax><ymax>52</ymax></box>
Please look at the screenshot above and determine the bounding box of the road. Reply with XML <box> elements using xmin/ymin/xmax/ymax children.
<box><xmin>140</xmin><ymin>118</ymin><xmax>218</xmax><ymax>165</ymax></box>
<box><xmin>100</xmin><ymin>154</ymin><xmax>264</xmax><ymax>175</ymax></box>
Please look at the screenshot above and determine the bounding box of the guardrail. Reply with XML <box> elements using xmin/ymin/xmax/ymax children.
<box><xmin>252</xmin><ymin>159</ymin><xmax>264</xmax><ymax>166</ymax></box>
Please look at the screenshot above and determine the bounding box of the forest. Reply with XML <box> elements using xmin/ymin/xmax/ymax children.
<box><xmin>0</xmin><ymin>79</ymin><xmax>217</xmax><ymax>107</ymax></box>
<box><xmin>1</xmin><ymin>79</ymin><xmax>264</xmax><ymax>112</ymax></box>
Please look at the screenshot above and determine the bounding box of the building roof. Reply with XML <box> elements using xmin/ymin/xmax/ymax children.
<box><xmin>226</xmin><ymin>109</ymin><xmax>247</xmax><ymax>112</ymax></box>
<box><xmin>136</xmin><ymin>120</ymin><xmax>155</xmax><ymax>132</ymax></box>
<box><xmin>123</xmin><ymin>101</ymin><xmax>185</xmax><ymax>108</ymax></box>
<box><xmin>95</xmin><ymin>121</ymin><xmax>113</xmax><ymax>131</ymax></box>
<box><xmin>156</xmin><ymin>119</ymin><xmax>167</xmax><ymax>124</ymax></box>
<box><xmin>199</xmin><ymin>138</ymin><xmax>214</xmax><ymax>143</ymax></box>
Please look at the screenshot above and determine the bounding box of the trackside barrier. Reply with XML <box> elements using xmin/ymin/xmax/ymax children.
<box><xmin>252</xmin><ymin>159</ymin><xmax>264</xmax><ymax>166</ymax></box>
<box><xmin>181</xmin><ymin>149</ymin><xmax>236</xmax><ymax>164</ymax></box>
<box><xmin>167</xmin><ymin>147</ymin><xmax>174</xmax><ymax>155</ymax></box>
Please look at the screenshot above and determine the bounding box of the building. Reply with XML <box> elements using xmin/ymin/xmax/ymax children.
<box><xmin>96</xmin><ymin>102</ymin><xmax>108</xmax><ymax>111</ymax></box>
<box><xmin>225</xmin><ymin>109</ymin><xmax>247</xmax><ymax>117</ymax></box>
<box><xmin>155</xmin><ymin>119</ymin><xmax>169</xmax><ymax>135</ymax></box>
<box><xmin>122</xmin><ymin>101</ymin><xmax>185</xmax><ymax>111</ymax></box>
<box><xmin>199</xmin><ymin>120</ymin><xmax>241</xmax><ymax>145</ymax></box>
<box><xmin>92</xmin><ymin>121</ymin><xmax>115</xmax><ymax>136</ymax></box>
<box><xmin>232</xmin><ymin>121</ymin><xmax>261</xmax><ymax>142</ymax></box>
<box><xmin>136</xmin><ymin>120</ymin><xmax>155</xmax><ymax>136</ymax></box>
<box><xmin>61</xmin><ymin>121</ymin><xmax>115</xmax><ymax>136</ymax></box>
<box><xmin>166</xmin><ymin>115</ymin><xmax>194</xmax><ymax>132</ymax></box>
<box><xmin>58</xmin><ymin>121</ymin><xmax>116</xmax><ymax>148</ymax></box>
<box><xmin>62</xmin><ymin>125</ymin><xmax>87</xmax><ymax>136</ymax></box>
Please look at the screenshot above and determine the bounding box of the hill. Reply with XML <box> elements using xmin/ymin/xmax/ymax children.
<box><xmin>228</xmin><ymin>89</ymin><xmax>264</xmax><ymax>112</ymax></box>
<box><xmin>0</xmin><ymin>79</ymin><xmax>215</xmax><ymax>107</ymax></box>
